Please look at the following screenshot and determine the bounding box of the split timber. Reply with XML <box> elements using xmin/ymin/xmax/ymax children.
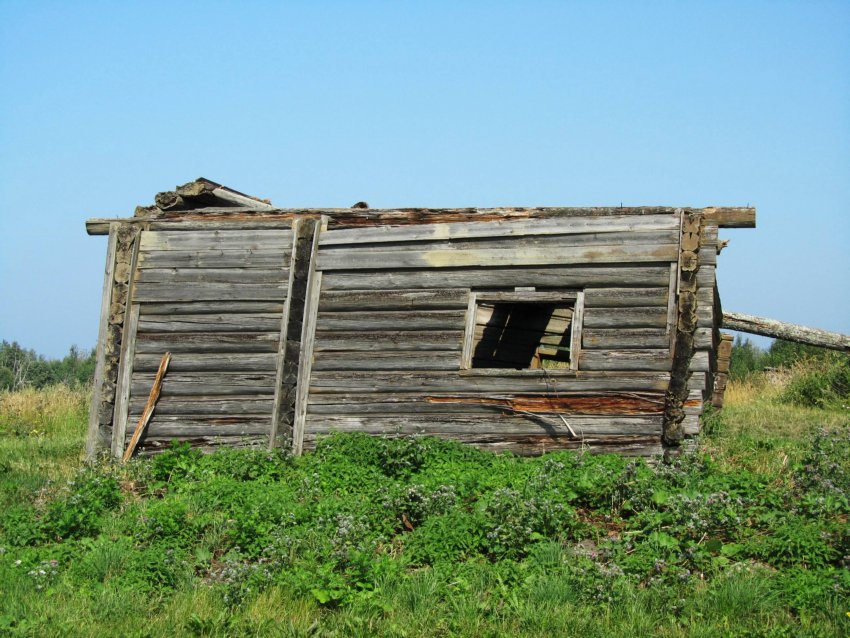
<box><xmin>86</xmin><ymin>178</ymin><xmax>757</xmax><ymax>459</ymax></box>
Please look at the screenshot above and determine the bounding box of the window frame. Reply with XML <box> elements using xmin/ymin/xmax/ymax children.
<box><xmin>460</xmin><ymin>290</ymin><xmax>585</xmax><ymax>373</ymax></box>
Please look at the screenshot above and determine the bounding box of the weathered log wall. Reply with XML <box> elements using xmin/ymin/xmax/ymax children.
<box><xmin>87</xmin><ymin>199</ymin><xmax>743</xmax><ymax>458</ymax></box>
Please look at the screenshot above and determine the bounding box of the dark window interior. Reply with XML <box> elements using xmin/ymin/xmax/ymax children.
<box><xmin>471</xmin><ymin>302</ymin><xmax>573</xmax><ymax>369</ymax></box>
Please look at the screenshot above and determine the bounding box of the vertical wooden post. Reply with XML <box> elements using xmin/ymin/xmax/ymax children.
<box><xmin>111</xmin><ymin>303</ymin><xmax>141</xmax><ymax>458</ymax></box>
<box><xmin>86</xmin><ymin>224</ymin><xmax>119</xmax><ymax>460</ymax></box>
<box><xmin>569</xmin><ymin>291</ymin><xmax>585</xmax><ymax>371</ymax></box>
<box><xmin>663</xmin><ymin>210</ymin><xmax>703</xmax><ymax>448</ymax></box>
<box><xmin>270</xmin><ymin>217</ymin><xmax>323</xmax><ymax>450</ymax></box>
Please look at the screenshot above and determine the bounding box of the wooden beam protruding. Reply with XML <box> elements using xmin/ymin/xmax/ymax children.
<box><xmin>722</xmin><ymin>312</ymin><xmax>850</xmax><ymax>352</ymax></box>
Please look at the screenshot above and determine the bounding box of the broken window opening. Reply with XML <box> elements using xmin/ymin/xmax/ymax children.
<box><xmin>471</xmin><ymin>300</ymin><xmax>575</xmax><ymax>370</ymax></box>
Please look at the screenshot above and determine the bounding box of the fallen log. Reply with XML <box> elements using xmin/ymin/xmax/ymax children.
<box><xmin>722</xmin><ymin>312</ymin><xmax>850</xmax><ymax>352</ymax></box>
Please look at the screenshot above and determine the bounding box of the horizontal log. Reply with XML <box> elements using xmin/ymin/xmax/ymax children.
<box><xmin>318</xmin><ymin>288</ymin><xmax>469</xmax><ymax>311</ymax></box>
<box><xmin>136</xmin><ymin>422</ymin><xmax>272</xmax><ymax>438</ymax></box>
<box><xmin>317</xmin><ymin>243</ymin><xmax>679</xmax><ymax>270</ymax></box>
<box><xmin>722</xmin><ymin>312</ymin><xmax>850</xmax><ymax>352</ymax></box>
<box><xmin>140</xmin><ymin>301</ymin><xmax>284</xmax><ymax>315</ymax></box>
<box><xmin>319</xmin><ymin>214</ymin><xmax>680</xmax><ymax>246</ymax></box>
<box><xmin>133</xmin><ymin>282</ymin><xmax>288</xmax><ymax>303</ymax></box>
<box><xmin>134</xmin><ymin>353</ymin><xmax>277</xmax><ymax>372</ymax></box>
<box><xmin>320</xmin><ymin>229</ymin><xmax>680</xmax><ymax>256</ymax></box>
<box><xmin>301</xmin><ymin>432</ymin><xmax>665</xmax><ymax>456</ymax></box>
<box><xmin>312</xmin><ymin>351</ymin><xmax>461</xmax><ymax>372</ymax></box>
<box><xmin>309</xmin><ymin>370</ymin><xmax>671</xmax><ymax>394</ymax></box>
<box><xmin>138</xmin><ymin>313</ymin><xmax>283</xmax><ymax>332</ymax></box>
<box><xmin>688</xmin><ymin>350</ymin><xmax>711</xmax><ymax>372</ymax></box>
<box><xmin>321</xmin><ymin>265</ymin><xmax>672</xmax><ymax>291</ymax></box>
<box><xmin>313</xmin><ymin>330</ymin><xmax>464</xmax><ymax>352</ymax></box>
<box><xmin>132</xmin><ymin>372</ymin><xmax>277</xmax><ymax>396</ymax></box>
<box><xmin>579</xmin><ymin>349</ymin><xmax>671</xmax><ymax>371</ymax></box>
<box><xmin>129</xmin><ymin>396</ymin><xmax>274</xmax><ymax>415</ymax></box>
<box><xmin>583</xmin><ymin>307</ymin><xmax>668</xmax><ymax>328</ymax></box>
<box><xmin>583</xmin><ymin>287</ymin><xmax>668</xmax><ymax>308</ymax></box>
<box><xmin>305</xmin><ymin>414</ymin><xmax>663</xmax><ymax>436</ymax></box>
<box><xmin>137</xmin><ymin>249</ymin><xmax>288</xmax><ymax>269</ymax></box>
<box><xmin>702</xmin><ymin>207</ymin><xmax>756</xmax><ymax>228</ymax></box>
<box><xmin>132</xmin><ymin>415</ymin><xmax>271</xmax><ymax>428</ymax></box>
<box><xmin>135</xmin><ymin>268</ymin><xmax>287</xmax><ymax>284</ymax></box>
<box><xmin>582</xmin><ymin>328</ymin><xmax>669</xmax><ymax>349</ymax></box>
<box><xmin>140</xmin><ymin>229</ymin><xmax>292</xmax><ymax>252</ymax></box>
<box><xmin>134</xmin><ymin>332</ymin><xmax>279</xmax><ymax>353</ymax></box>
<box><xmin>316</xmin><ymin>310</ymin><xmax>466</xmax><ymax>331</ymax></box>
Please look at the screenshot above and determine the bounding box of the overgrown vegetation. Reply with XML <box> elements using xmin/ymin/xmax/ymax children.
<box><xmin>0</xmin><ymin>352</ymin><xmax>848</xmax><ymax>636</ymax></box>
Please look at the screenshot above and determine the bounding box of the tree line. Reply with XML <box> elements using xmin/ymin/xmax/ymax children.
<box><xmin>0</xmin><ymin>341</ymin><xmax>96</xmax><ymax>391</ymax></box>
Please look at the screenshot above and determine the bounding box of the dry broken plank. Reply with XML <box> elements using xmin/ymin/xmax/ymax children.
<box><xmin>582</xmin><ymin>307</ymin><xmax>668</xmax><ymax>329</ymax></box>
<box><xmin>582</xmin><ymin>328</ymin><xmax>670</xmax><ymax>349</ymax></box>
<box><xmin>134</xmin><ymin>332</ymin><xmax>280</xmax><ymax>354</ymax></box>
<box><xmin>315</xmin><ymin>310</ymin><xmax>466</xmax><ymax>332</ymax></box>
<box><xmin>133</xmin><ymin>282</ymin><xmax>289</xmax><ymax>303</ymax></box>
<box><xmin>135</xmin><ymin>268</ymin><xmax>288</xmax><ymax>284</ymax></box>
<box><xmin>136</xmin><ymin>250</ymin><xmax>289</xmax><ymax>270</ymax></box>
<box><xmin>139</xmin><ymin>229</ymin><xmax>292</xmax><ymax>251</ymax></box>
<box><xmin>133</xmin><ymin>353</ymin><xmax>277</xmax><ymax>372</ymax></box>
<box><xmin>128</xmin><ymin>396</ymin><xmax>275</xmax><ymax>415</ymax></box>
<box><xmin>319</xmin><ymin>214</ymin><xmax>681</xmax><ymax>246</ymax></box>
<box><xmin>321</xmin><ymin>229</ymin><xmax>682</xmax><ymax>255</ymax></box>
<box><xmin>131</xmin><ymin>372</ymin><xmax>277</xmax><ymax>396</ymax></box>
<box><xmin>309</xmin><ymin>370</ymin><xmax>672</xmax><ymax>393</ymax></box>
<box><xmin>316</xmin><ymin>243</ymin><xmax>680</xmax><ymax>271</ymax></box>
<box><xmin>318</xmin><ymin>288</ymin><xmax>469</xmax><ymax>311</ymax></box>
<box><xmin>123</xmin><ymin>352</ymin><xmax>170</xmax><ymax>462</ymax></box>
<box><xmin>137</xmin><ymin>313</ymin><xmax>283</xmax><ymax>332</ymax></box>
<box><xmin>313</xmin><ymin>330</ymin><xmax>464</xmax><ymax>352</ymax></box>
<box><xmin>722</xmin><ymin>312</ymin><xmax>850</xmax><ymax>352</ymax></box>
<box><xmin>321</xmin><ymin>265</ymin><xmax>673</xmax><ymax>291</ymax></box>
<box><xmin>305</xmin><ymin>414</ymin><xmax>664</xmax><ymax>435</ymax></box>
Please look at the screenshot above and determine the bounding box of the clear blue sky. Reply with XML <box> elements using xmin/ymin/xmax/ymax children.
<box><xmin>1</xmin><ymin>1</ymin><xmax>848</xmax><ymax>358</ymax></box>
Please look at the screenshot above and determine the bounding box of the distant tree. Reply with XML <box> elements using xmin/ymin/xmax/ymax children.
<box><xmin>0</xmin><ymin>341</ymin><xmax>96</xmax><ymax>390</ymax></box>
<box><xmin>729</xmin><ymin>336</ymin><xmax>765</xmax><ymax>380</ymax></box>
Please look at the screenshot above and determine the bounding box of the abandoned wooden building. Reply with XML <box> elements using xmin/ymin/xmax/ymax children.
<box><xmin>85</xmin><ymin>178</ymin><xmax>758</xmax><ymax>459</ymax></box>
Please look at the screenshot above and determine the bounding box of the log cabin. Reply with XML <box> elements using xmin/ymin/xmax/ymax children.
<box><xmin>85</xmin><ymin>178</ymin><xmax>756</xmax><ymax>458</ymax></box>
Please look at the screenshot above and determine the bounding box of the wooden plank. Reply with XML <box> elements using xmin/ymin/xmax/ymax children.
<box><xmin>312</xmin><ymin>351</ymin><xmax>460</xmax><ymax>372</ymax></box>
<box><xmin>318</xmin><ymin>288</ymin><xmax>469</xmax><ymax>311</ymax></box>
<box><xmin>131</xmin><ymin>372</ymin><xmax>277</xmax><ymax>396</ymax></box>
<box><xmin>139</xmin><ymin>229</ymin><xmax>292</xmax><ymax>251</ymax></box>
<box><xmin>135</xmin><ymin>268</ymin><xmax>288</xmax><ymax>284</ymax></box>
<box><xmin>582</xmin><ymin>307</ymin><xmax>668</xmax><ymax>328</ymax></box>
<box><xmin>136</xmin><ymin>422</ymin><xmax>273</xmax><ymax>438</ymax></box>
<box><xmin>128</xmin><ymin>396</ymin><xmax>275</xmax><ymax>416</ymax></box>
<box><xmin>316</xmin><ymin>242</ymin><xmax>679</xmax><ymax>271</ymax></box>
<box><xmin>314</xmin><ymin>330</ymin><xmax>464</xmax><ymax>352</ymax></box>
<box><xmin>570</xmin><ymin>291</ymin><xmax>584</xmax><ymax>371</ymax></box>
<box><xmin>475</xmin><ymin>291</ymin><xmax>578</xmax><ymax>303</ymax></box>
<box><xmin>133</xmin><ymin>353</ymin><xmax>277</xmax><ymax>372</ymax></box>
<box><xmin>141</xmin><ymin>301</ymin><xmax>284</xmax><ymax>315</ymax></box>
<box><xmin>137</xmin><ymin>249</ymin><xmax>288</xmax><ymax>269</ymax></box>
<box><xmin>137</xmin><ymin>314</ymin><xmax>283</xmax><ymax>332</ymax></box>
<box><xmin>309</xmin><ymin>371</ymin><xmax>671</xmax><ymax>394</ymax></box>
<box><xmin>123</xmin><ymin>352</ymin><xmax>171</xmax><ymax>461</ymax></box>
<box><xmin>133</xmin><ymin>282</ymin><xmax>288</xmax><ymax>302</ymax></box>
<box><xmin>315</xmin><ymin>309</ymin><xmax>467</xmax><ymax>332</ymax></box>
<box><xmin>305</xmin><ymin>414</ymin><xmax>663</xmax><ymax>436</ymax></box>
<box><xmin>321</xmin><ymin>265</ymin><xmax>672</xmax><ymax>291</ymax></box>
<box><xmin>134</xmin><ymin>332</ymin><xmax>279</xmax><ymax>353</ymax></box>
<box><xmin>86</xmin><ymin>224</ymin><xmax>119</xmax><ymax>459</ymax></box>
<box><xmin>320</xmin><ymin>229</ymin><xmax>681</xmax><ymax>255</ymax></box>
<box><xmin>583</xmin><ymin>287</ymin><xmax>668</xmax><ymax>308</ymax></box>
<box><xmin>110</xmin><ymin>304</ymin><xmax>140</xmax><ymax>458</ymax></box>
<box><xmin>702</xmin><ymin>206</ymin><xmax>756</xmax><ymax>228</ymax></box>
<box><xmin>582</xmin><ymin>328</ymin><xmax>669</xmax><ymax>349</ymax></box>
<box><xmin>580</xmin><ymin>349</ymin><xmax>671</xmax><ymax>371</ymax></box>
<box><xmin>319</xmin><ymin>214</ymin><xmax>680</xmax><ymax>246</ymax></box>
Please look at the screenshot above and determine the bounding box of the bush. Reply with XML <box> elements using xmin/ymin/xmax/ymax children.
<box><xmin>782</xmin><ymin>355</ymin><xmax>850</xmax><ymax>409</ymax></box>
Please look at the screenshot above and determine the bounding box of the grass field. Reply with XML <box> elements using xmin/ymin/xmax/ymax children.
<box><xmin>0</xmin><ymin>363</ymin><xmax>848</xmax><ymax>637</ymax></box>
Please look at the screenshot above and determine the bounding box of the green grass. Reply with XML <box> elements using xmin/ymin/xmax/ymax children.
<box><xmin>0</xmin><ymin>365</ymin><xmax>848</xmax><ymax>637</ymax></box>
